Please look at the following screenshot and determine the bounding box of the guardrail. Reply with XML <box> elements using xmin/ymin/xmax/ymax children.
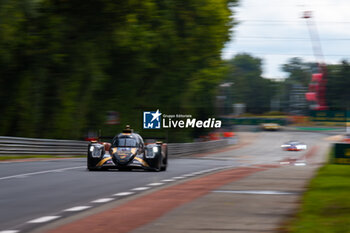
<box><xmin>0</xmin><ymin>136</ymin><xmax>232</xmax><ymax>157</ymax></box>
<box><xmin>0</xmin><ymin>136</ymin><xmax>90</xmax><ymax>155</ymax></box>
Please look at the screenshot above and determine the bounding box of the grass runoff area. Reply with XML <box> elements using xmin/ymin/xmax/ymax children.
<box><xmin>286</xmin><ymin>164</ymin><xmax>350</xmax><ymax>233</ymax></box>
<box><xmin>0</xmin><ymin>155</ymin><xmax>85</xmax><ymax>161</ymax></box>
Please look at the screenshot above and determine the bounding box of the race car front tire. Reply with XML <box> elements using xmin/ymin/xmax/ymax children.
<box><xmin>87</xmin><ymin>152</ymin><xmax>103</xmax><ymax>171</ymax></box>
<box><xmin>87</xmin><ymin>157</ymin><xmax>99</xmax><ymax>171</ymax></box>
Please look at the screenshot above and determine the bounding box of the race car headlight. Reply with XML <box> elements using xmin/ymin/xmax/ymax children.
<box><xmin>90</xmin><ymin>144</ymin><xmax>104</xmax><ymax>158</ymax></box>
<box><xmin>152</xmin><ymin>147</ymin><xmax>158</xmax><ymax>153</ymax></box>
<box><xmin>92</xmin><ymin>148</ymin><xmax>102</xmax><ymax>158</ymax></box>
<box><xmin>145</xmin><ymin>146</ymin><xmax>157</xmax><ymax>158</ymax></box>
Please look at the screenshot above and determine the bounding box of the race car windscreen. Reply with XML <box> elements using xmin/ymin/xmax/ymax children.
<box><xmin>113</xmin><ymin>138</ymin><xmax>137</xmax><ymax>147</ymax></box>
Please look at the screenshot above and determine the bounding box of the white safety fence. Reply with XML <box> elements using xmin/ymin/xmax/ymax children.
<box><xmin>0</xmin><ymin>136</ymin><xmax>233</xmax><ymax>157</ymax></box>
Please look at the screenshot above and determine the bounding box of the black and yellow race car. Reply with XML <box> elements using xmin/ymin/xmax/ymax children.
<box><xmin>260</xmin><ymin>123</ymin><xmax>281</xmax><ymax>131</ymax></box>
<box><xmin>87</xmin><ymin>126</ymin><xmax>168</xmax><ymax>172</ymax></box>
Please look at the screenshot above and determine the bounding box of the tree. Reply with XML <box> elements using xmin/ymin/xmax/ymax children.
<box><xmin>224</xmin><ymin>53</ymin><xmax>276</xmax><ymax>114</ymax></box>
<box><xmin>281</xmin><ymin>57</ymin><xmax>315</xmax><ymax>87</ymax></box>
<box><xmin>0</xmin><ymin>0</ymin><xmax>238</xmax><ymax>141</ymax></box>
<box><xmin>326</xmin><ymin>61</ymin><xmax>350</xmax><ymax>110</ymax></box>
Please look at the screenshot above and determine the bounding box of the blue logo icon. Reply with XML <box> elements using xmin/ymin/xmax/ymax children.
<box><xmin>143</xmin><ymin>110</ymin><xmax>162</xmax><ymax>129</ymax></box>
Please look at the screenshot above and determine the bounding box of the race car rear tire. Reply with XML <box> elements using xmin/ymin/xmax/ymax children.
<box><xmin>152</xmin><ymin>153</ymin><xmax>162</xmax><ymax>172</ymax></box>
<box><xmin>144</xmin><ymin>145</ymin><xmax>162</xmax><ymax>172</ymax></box>
<box><xmin>160</xmin><ymin>163</ymin><xmax>167</xmax><ymax>171</ymax></box>
<box><xmin>160</xmin><ymin>149</ymin><xmax>168</xmax><ymax>171</ymax></box>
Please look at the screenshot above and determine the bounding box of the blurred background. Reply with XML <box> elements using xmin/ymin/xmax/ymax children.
<box><xmin>0</xmin><ymin>0</ymin><xmax>349</xmax><ymax>142</ymax></box>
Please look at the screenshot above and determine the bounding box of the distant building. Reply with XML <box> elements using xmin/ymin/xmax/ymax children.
<box><xmin>289</xmin><ymin>84</ymin><xmax>308</xmax><ymax>115</ymax></box>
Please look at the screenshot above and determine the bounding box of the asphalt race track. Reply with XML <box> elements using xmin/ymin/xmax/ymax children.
<box><xmin>0</xmin><ymin>131</ymin><xmax>332</xmax><ymax>232</ymax></box>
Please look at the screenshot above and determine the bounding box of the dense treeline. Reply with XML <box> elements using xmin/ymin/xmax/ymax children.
<box><xmin>223</xmin><ymin>54</ymin><xmax>278</xmax><ymax>114</ymax></box>
<box><xmin>2</xmin><ymin>1</ymin><xmax>347</xmax><ymax>141</ymax></box>
<box><xmin>326</xmin><ymin>61</ymin><xmax>350</xmax><ymax>110</ymax></box>
<box><xmin>0</xmin><ymin>0</ymin><xmax>237</xmax><ymax>140</ymax></box>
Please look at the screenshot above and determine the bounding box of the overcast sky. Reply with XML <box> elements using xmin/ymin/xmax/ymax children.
<box><xmin>222</xmin><ymin>0</ymin><xmax>350</xmax><ymax>79</ymax></box>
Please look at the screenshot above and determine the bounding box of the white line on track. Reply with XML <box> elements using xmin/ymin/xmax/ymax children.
<box><xmin>189</xmin><ymin>173</ymin><xmax>199</xmax><ymax>175</ymax></box>
<box><xmin>172</xmin><ymin>176</ymin><xmax>184</xmax><ymax>179</ymax></box>
<box><xmin>148</xmin><ymin>182</ymin><xmax>163</xmax><ymax>186</ymax></box>
<box><xmin>0</xmin><ymin>230</ymin><xmax>19</xmax><ymax>233</ymax></box>
<box><xmin>193</xmin><ymin>171</ymin><xmax>204</xmax><ymax>174</ymax></box>
<box><xmin>113</xmin><ymin>192</ymin><xmax>134</xmax><ymax>196</ymax></box>
<box><xmin>91</xmin><ymin>198</ymin><xmax>114</xmax><ymax>203</ymax></box>
<box><xmin>131</xmin><ymin>187</ymin><xmax>150</xmax><ymax>191</ymax></box>
<box><xmin>162</xmin><ymin>179</ymin><xmax>174</xmax><ymax>182</ymax></box>
<box><xmin>64</xmin><ymin>206</ymin><xmax>91</xmax><ymax>212</ymax></box>
<box><xmin>27</xmin><ymin>216</ymin><xmax>60</xmax><ymax>223</ymax></box>
<box><xmin>0</xmin><ymin>166</ymin><xmax>86</xmax><ymax>181</ymax></box>
<box><xmin>183</xmin><ymin>174</ymin><xmax>195</xmax><ymax>177</ymax></box>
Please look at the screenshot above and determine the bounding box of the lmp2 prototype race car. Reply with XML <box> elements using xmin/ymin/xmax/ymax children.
<box><xmin>87</xmin><ymin>126</ymin><xmax>168</xmax><ymax>171</ymax></box>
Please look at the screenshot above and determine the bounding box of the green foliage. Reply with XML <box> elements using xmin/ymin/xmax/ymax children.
<box><xmin>282</xmin><ymin>57</ymin><xmax>315</xmax><ymax>87</ymax></box>
<box><xmin>0</xmin><ymin>0</ymin><xmax>237</xmax><ymax>140</ymax></box>
<box><xmin>287</xmin><ymin>164</ymin><xmax>350</xmax><ymax>233</ymax></box>
<box><xmin>224</xmin><ymin>53</ymin><xmax>277</xmax><ymax>114</ymax></box>
<box><xmin>326</xmin><ymin>61</ymin><xmax>350</xmax><ymax>110</ymax></box>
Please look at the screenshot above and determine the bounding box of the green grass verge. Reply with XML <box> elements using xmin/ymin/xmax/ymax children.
<box><xmin>0</xmin><ymin>155</ymin><xmax>85</xmax><ymax>161</ymax></box>
<box><xmin>287</xmin><ymin>164</ymin><xmax>350</xmax><ymax>233</ymax></box>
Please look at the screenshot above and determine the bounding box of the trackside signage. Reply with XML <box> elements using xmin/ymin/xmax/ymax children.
<box><xmin>143</xmin><ymin>110</ymin><xmax>221</xmax><ymax>129</ymax></box>
<box><xmin>333</xmin><ymin>143</ymin><xmax>350</xmax><ymax>165</ymax></box>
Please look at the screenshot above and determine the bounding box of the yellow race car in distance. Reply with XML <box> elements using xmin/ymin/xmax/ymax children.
<box><xmin>260</xmin><ymin>123</ymin><xmax>281</xmax><ymax>131</ymax></box>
